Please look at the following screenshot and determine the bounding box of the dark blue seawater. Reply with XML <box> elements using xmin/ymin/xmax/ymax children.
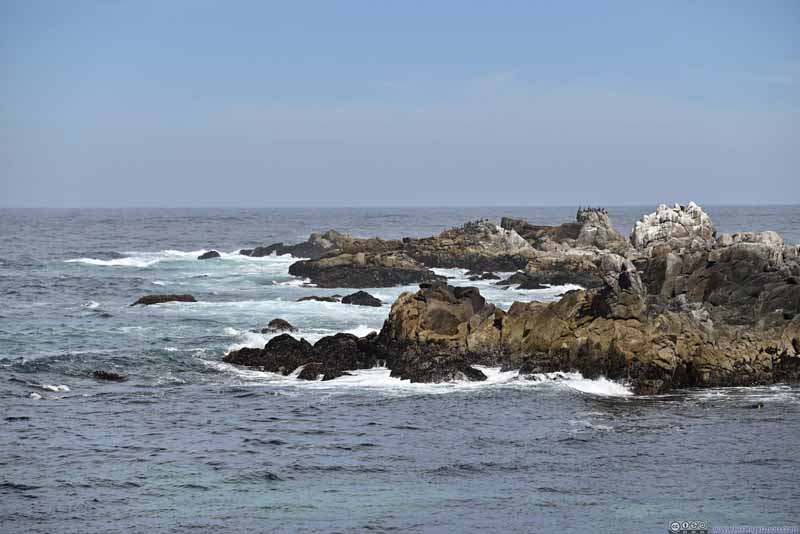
<box><xmin>1</xmin><ymin>206</ymin><xmax>799</xmax><ymax>534</ymax></box>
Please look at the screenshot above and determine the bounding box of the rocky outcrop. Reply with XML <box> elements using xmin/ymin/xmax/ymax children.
<box><xmin>381</xmin><ymin>282</ymin><xmax>504</xmax><ymax>356</ymax></box>
<box><xmin>575</xmin><ymin>208</ymin><xmax>631</xmax><ymax>252</ymax></box>
<box><xmin>503</xmin><ymin>279</ymin><xmax>799</xmax><ymax>394</ymax></box>
<box><xmin>289</xmin><ymin>252</ymin><xmax>443</xmax><ymax>288</ymax></box>
<box><xmin>498</xmin><ymin>209</ymin><xmax>631</xmax><ymax>288</ymax></box>
<box><xmin>261</xmin><ymin>318</ymin><xmax>297</xmax><ymax>333</ymax></box>
<box><xmin>259</xmin><ymin>221</ymin><xmax>535</xmax><ymax>276</ymax></box>
<box><xmin>198</xmin><ymin>250</ymin><xmax>221</xmax><ymax>260</ymax></box>
<box><xmin>220</xmin><ymin>201</ymin><xmax>800</xmax><ymax>390</ymax></box>
<box><xmin>401</xmin><ymin>220</ymin><xmax>534</xmax><ymax>271</ymax></box>
<box><xmin>341</xmin><ymin>291</ymin><xmax>382</xmax><ymax>307</ymax></box>
<box><xmin>131</xmin><ymin>294</ymin><xmax>197</xmax><ymax>306</ymax></box>
<box><xmin>223</xmin><ymin>334</ymin><xmax>315</xmax><ymax>374</ymax></box>
<box><xmin>223</xmin><ymin>332</ymin><xmax>379</xmax><ymax>379</ymax></box>
<box><xmin>241</xmin><ymin>230</ymin><xmax>399</xmax><ymax>259</ymax></box>
<box><xmin>637</xmin><ymin>230</ymin><xmax>800</xmax><ymax>326</ymax></box>
<box><xmin>501</xmin><ymin>207</ymin><xmax>630</xmax><ymax>254</ymax></box>
<box><xmin>631</xmin><ymin>202</ymin><xmax>716</xmax><ymax>255</ymax></box>
<box><xmin>376</xmin><ymin>274</ymin><xmax>799</xmax><ymax>393</ymax></box>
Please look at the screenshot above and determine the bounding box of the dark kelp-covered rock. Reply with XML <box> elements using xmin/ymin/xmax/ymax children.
<box><xmin>389</xmin><ymin>354</ymin><xmax>487</xmax><ymax>383</ymax></box>
<box><xmin>198</xmin><ymin>250</ymin><xmax>221</xmax><ymax>260</ymax></box>
<box><xmin>223</xmin><ymin>332</ymin><xmax>379</xmax><ymax>378</ymax></box>
<box><xmin>261</xmin><ymin>318</ymin><xmax>297</xmax><ymax>333</ymax></box>
<box><xmin>223</xmin><ymin>334</ymin><xmax>315</xmax><ymax>374</ymax></box>
<box><xmin>341</xmin><ymin>291</ymin><xmax>382</xmax><ymax>307</ymax></box>
<box><xmin>297</xmin><ymin>295</ymin><xmax>340</xmax><ymax>303</ymax></box>
<box><xmin>91</xmin><ymin>370</ymin><xmax>127</xmax><ymax>382</ymax></box>
<box><xmin>296</xmin><ymin>362</ymin><xmax>350</xmax><ymax>381</ymax></box>
<box><xmin>289</xmin><ymin>252</ymin><xmax>443</xmax><ymax>288</ymax></box>
<box><xmin>131</xmin><ymin>294</ymin><xmax>197</xmax><ymax>306</ymax></box>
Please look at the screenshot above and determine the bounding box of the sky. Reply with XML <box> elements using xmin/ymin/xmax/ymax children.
<box><xmin>1</xmin><ymin>0</ymin><xmax>798</xmax><ymax>207</ymax></box>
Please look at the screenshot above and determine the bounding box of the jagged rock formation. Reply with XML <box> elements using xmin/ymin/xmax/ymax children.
<box><xmin>379</xmin><ymin>282</ymin><xmax>505</xmax><ymax>362</ymax></box>
<box><xmin>637</xmin><ymin>230</ymin><xmax>800</xmax><ymax>326</ymax></box>
<box><xmin>401</xmin><ymin>220</ymin><xmax>534</xmax><ymax>271</ymax></box>
<box><xmin>631</xmin><ymin>202</ymin><xmax>716</xmax><ymax>255</ymax></box>
<box><xmin>223</xmin><ymin>332</ymin><xmax>379</xmax><ymax>381</ymax></box>
<box><xmin>501</xmin><ymin>207</ymin><xmax>630</xmax><ymax>254</ymax></box>
<box><xmin>239</xmin><ymin>230</ymin><xmax>389</xmax><ymax>259</ymax></box>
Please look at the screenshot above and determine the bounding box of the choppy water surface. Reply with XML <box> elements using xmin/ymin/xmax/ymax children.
<box><xmin>1</xmin><ymin>206</ymin><xmax>799</xmax><ymax>533</ymax></box>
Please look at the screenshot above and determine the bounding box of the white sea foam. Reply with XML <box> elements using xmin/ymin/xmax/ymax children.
<box><xmin>204</xmin><ymin>362</ymin><xmax>632</xmax><ymax>397</ymax></box>
<box><xmin>273</xmin><ymin>278</ymin><xmax>312</xmax><ymax>287</ymax></box>
<box><xmin>152</xmin><ymin>280</ymin><xmax>166</xmax><ymax>286</ymax></box>
<box><xmin>66</xmin><ymin>256</ymin><xmax>162</xmax><ymax>268</ymax></box>
<box><xmin>40</xmin><ymin>384</ymin><xmax>70</xmax><ymax>392</ymax></box>
<box><xmin>64</xmin><ymin>248</ymin><xmax>297</xmax><ymax>269</ymax></box>
<box><xmin>28</xmin><ymin>392</ymin><xmax>42</xmax><ymax>400</ymax></box>
<box><xmin>430</xmin><ymin>267</ymin><xmax>583</xmax><ymax>308</ymax></box>
<box><xmin>538</xmin><ymin>372</ymin><xmax>634</xmax><ymax>397</ymax></box>
<box><xmin>81</xmin><ymin>301</ymin><xmax>100</xmax><ymax>309</ymax></box>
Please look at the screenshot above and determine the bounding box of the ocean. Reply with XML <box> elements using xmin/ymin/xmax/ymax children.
<box><xmin>1</xmin><ymin>205</ymin><xmax>799</xmax><ymax>533</ymax></box>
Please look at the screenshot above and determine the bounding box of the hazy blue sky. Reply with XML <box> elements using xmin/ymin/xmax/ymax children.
<box><xmin>1</xmin><ymin>1</ymin><xmax>798</xmax><ymax>207</ymax></box>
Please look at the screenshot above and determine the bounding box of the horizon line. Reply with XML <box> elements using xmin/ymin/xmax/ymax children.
<box><xmin>1</xmin><ymin>202</ymin><xmax>799</xmax><ymax>210</ymax></box>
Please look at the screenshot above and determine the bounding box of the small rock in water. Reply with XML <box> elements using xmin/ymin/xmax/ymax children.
<box><xmin>131</xmin><ymin>294</ymin><xmax>197</xmax><ymax>306</ymax></box>
<box><xmin>261</xmin><ymin>318</ymin><xmax>297</xmax><ymax>334</ymax></box>
<box><xmin>341</xmin><ymin>291</ymin><xmax>382</xmax><ymax>307</ymax></box>
<box><xmin>297</xmin><ymin>295</ymin><xmax>340</xmax><ymax>303</ymax></box>
<box><xmin>197</xmin><ymin>250</ymin><xmax>221</xmax><ymax>260</ymax></box>
<box><xmin>92</xmin><ymin>370</ymin><xmax>127</xmax><ymax>382</ymax></box>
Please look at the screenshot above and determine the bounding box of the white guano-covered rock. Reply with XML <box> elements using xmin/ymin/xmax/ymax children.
<box><xmin>631</xmin><ymin>201</ymin><xmax>716</xmax><ymax>254</ymax></box>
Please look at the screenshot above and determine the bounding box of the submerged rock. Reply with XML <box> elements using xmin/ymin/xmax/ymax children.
<box><xmin>197</xmin><ymin>250</ymin><xmax>221</xmax><ymax>260</ymax></box>
<box><xmin>131</xmin><ymin>294</ymin><xmax>197</xmax><ymax>306</ymax></box>
<box><xmin>297</xmin><ymin>295</ymin><xmax>340</xmax><ymax>303</ymax></box>
<box><xmin>341</xmin><ymin>291</ymin><xmax>382</xmax><ymax>307</ymax></box>
<box><xmin>91</xmin><ymin>370</ymin><xmax>127</xmax><ymax>382</ymax></box>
